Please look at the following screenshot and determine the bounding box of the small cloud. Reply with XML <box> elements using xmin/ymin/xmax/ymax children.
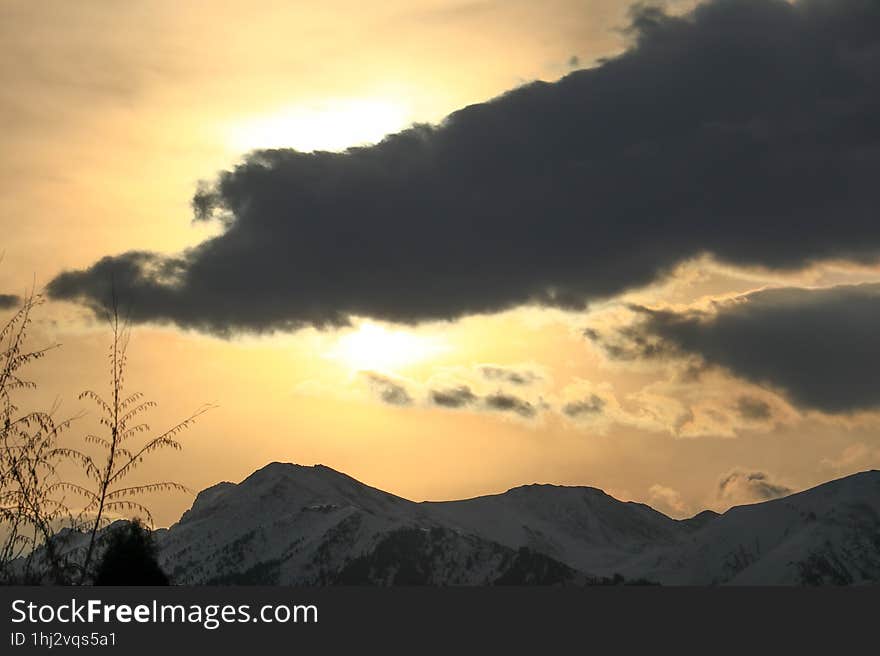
<box><xmin>483</xmin><ymin>392</ymin><xmax>537</xmax><ymax>418</ymax></box>
<box><xmin>821</xmin><ymin>443</ymin><xmax>880</xmax><ymax>472</ymax></box>
<box><xmin>648</xmin><ymin>484</ymin><xmax>689</xmax><ymax>517</ymax></box>
<box><xmin>673</xmin><ymin>407</ymin><xmax>695</xmax><ymax>435</ymax></box>
<box><xmin>562</xmin><ymin>394</ymin><xmax>606</xmax><ymax>418</ymax></box>
<box><xmin>0</xmin><ymin>294</ymin><xmax>21</xmax><ymax>310</ymax></box>
<box><xmin>583</xmin><ymin>320</ymin><xmax>675</xmax><ymax>362</ymax></box>
<box><xmin>568</xmin><ymin>54</ymin><xmax>580</xmax><ymax>68</ymax></box>
<box><xmin>480</xmin><ymin>365</ymin><xmax>541</xmax><ymax>386</ymax></box>
<box><xmin>430</xmin><ymin>385</ymin><xmax>478</xmax><ymax>408</ymax></box>
<box><xmin>362</xmin><ymin>372</ymin><xmax>413</xmax><ymax>407</ymax></box>
<box><xmin>718</xmin><ymin>469</ymin><xmax>793</xmax><ymax>504</ymax></box>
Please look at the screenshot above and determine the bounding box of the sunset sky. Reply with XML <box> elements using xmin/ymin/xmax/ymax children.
<box><xmin>3</xmin><ymin>0</ymin><xmax>880</xmax><ymax>527</ymax></box>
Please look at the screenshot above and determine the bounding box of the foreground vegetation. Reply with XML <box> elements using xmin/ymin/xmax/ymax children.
<box><xmin>0</xmin><ymin>290</ymin><xmax>210</xmax><ymax>584</ymax></box>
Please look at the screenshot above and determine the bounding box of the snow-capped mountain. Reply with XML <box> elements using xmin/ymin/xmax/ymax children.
<box><xmin>157</xmin><ymin>463</ymin><xmax>417</xmax><ymax>584</ymax></box>
<box><xmin>619</xmin><ymin>469</ymin><xmax>880</xmax><ymax>585</ymax></box>
<box><xmin>423</xmin><ymin>484</ymin><xmax>682</xmax><ymax>574</ymax></box>
<box><xmin>154</xmin><ymin>463</ymin><xmax>880</xmax><ymax>585</ymax></box>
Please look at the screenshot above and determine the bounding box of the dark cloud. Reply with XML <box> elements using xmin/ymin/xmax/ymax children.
<box><xmin>736</xmin><ymin>396</ymin><xmax>772</xmax><ymax>421</ymax></box>
<box><xmin>718</xmin><ymin>469</ymin><xmax>792</xmax><ymax>502</ymax></box>
<box><xmin>483</xmin><ymin>392</ymin><xmax>538</xmax><ymax>418</ymax></box>
<box><xmin>430</xmin><ymin>385</ymin><xmax>478</xmax><ymax>408</ymax></box>
<box><xmin>0</xmin><ymin>294</ymin><xmax>21</xmax><ymax>310</ymax></box>
<box><xmin>430</xmin><ymin>385</ymin><xmax>543</xmax><ymax>418</ymax></box>
<box><xmin>617</xmin><ymin>284</ymin><xmax>880</xmax><ymax>413</ymax></box>
<box><xmin>562</xmin><ymin>394</ymin><xmax>606</xmax><ymax>417</ymax></box>
<box><xmin>363</xmin><ymin>372</ymin><xmax>413</xmax><ymax>406</ymax></box>
<box><xmin>368</xmin><ymin>378</ymin><xmax>540</xmax><ymax>417</ymax></box>
<box><xmin>479</xmin><ymin>366</ymin><xmax>540</xmax><ymax>386</ymax></box>
<box><xmin>47</xmin><ymin>0</ymin><xmax>880</xmax><ymax>334</ymax></box>
<box><xmin>583</xmin><ymin>324</ymin><xmax>675</xmax><ymax>361</ymax></box>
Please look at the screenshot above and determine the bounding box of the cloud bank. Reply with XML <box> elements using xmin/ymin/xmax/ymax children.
<box><xmin>46</xmin><ymin>0</ymin><xmax>880</xmax><ymax>334</ymax></box>
<box><xmin>600</xmin><ymin>283</ymin><xmax>880</xmax><ymax>413</ymax></box>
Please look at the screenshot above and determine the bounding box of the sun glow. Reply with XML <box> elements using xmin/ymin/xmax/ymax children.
<box><xmin>227</xmin><ymin>98</ymin><xmax>411</xmax><ymax>153</ymax></box>
<box><xmin>326</xmin><ymin>322</ymin><xmax>449</xmax><ymax>374</ymax></box>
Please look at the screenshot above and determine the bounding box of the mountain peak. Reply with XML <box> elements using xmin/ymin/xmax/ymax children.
<box><xmin>249</xmin><ymin>460</ymin><xmax>310</xmax><ymax>475</ymax></box>
<box><xmin>159</xmin><ymin>464</ymin><xmax>880</xmax><ymax>585</ymax></box>
<box><xmin>504</xmin><ymin>482</ymin><xmax>607</xmax><ymax>496</ymax></box>
<box><xmin>246</xmin><ymin>461</ymin><xmax>344</xmax><ymax>479</ymax></box>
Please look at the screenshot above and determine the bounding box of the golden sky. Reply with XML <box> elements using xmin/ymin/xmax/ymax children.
<box><xmin>2</xmin><ymin>0</ymin><xmax>879</xmax><ymax>527</ymax></box>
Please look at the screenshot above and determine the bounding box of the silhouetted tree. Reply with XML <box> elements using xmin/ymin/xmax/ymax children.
<box><xmin>93</xmin><ymin>518</ymin><xmax>169</xmax><ymax>585</ymax></box>
<box><xmin>0</xmin><ymin>289</ymin><xmax>83</xmax><ymax>583</ymax></box>
<box><xmin>76</xmin><ymin>295</ymin><xmax>213</xmax><ymax>583</ymax></box>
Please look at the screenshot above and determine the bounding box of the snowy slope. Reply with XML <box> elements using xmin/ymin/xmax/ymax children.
<box><xmin>329</xmin><ymin>526</ymin><xmax>587</xmax><ymax>585</ymax></box>
<box><xmin>152</xmin><ymin>463</ymin><xmax>880</xmax><ymax>585</ymax></box>
<box><xmin>423</xmin><ymin>484</ymin><xmax>682</xmax><ymax>574</ymax></box>
<box><xmin>157</xmin><ymin>463</ymin><xmax>682</xmax><ymax>583</ymax></box>
<box><xmin>159</xmin><ymin>463</ymin><xmax>422</xmax><ymax>584</ymax></box>
<box><xmin>621</xmin><ymin>470</ymin><xmax>880</xmax><ymax>585</ymax></box>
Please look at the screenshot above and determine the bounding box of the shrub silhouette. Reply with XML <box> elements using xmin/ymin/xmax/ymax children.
<box><xmin>1</xmin><ymin>285</ymin><xmax>211</xmax><ymax>584</ymax></box>
<box><xmin>76</xmin><ymin>296</ymin><xmax>212</xmax><ymax>583</ymax></box>
<box><xmin>1</xmin><ymin>289</ymin><xmax>83</xmax><ymax>584</ymax></box>
<box><xmin>93</xmin><ymin>519</ymin><xmax>169</xmax><ymax>585</ymax></box>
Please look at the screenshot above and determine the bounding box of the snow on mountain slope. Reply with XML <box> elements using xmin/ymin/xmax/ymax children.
<box><xmin>153</xmin><ymin>463</ymin><xmax>880</xmax><ymax>585</ymax></box>
<box><xmin>157</xmin><ymin>462</ymin><xmax>690</xmax><ymax>583</ymax></box>
<box><xmin>159</xmin><ymin>462</ymin><xmax>422</xmax><ymax>584</ymax></box>
<box><xmin>621</xmin><ymin>470</ymin><xmax>880</xmax><ymax>585</ymax></box>
<box><xmin>329</xmin><ymin>526</ymin><xmax>587</xmax><ymax>585</ymax></box>
<box><xmin>422</xmin><ymin>484</ymin><xmax>683</xmax><ymax>574</ymax></box>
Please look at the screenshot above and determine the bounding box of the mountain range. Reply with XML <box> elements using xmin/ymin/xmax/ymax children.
<box><xmin>149</xmin><ymin>463</ymin><xmax>880</xmax><ymax>585</ymax></box>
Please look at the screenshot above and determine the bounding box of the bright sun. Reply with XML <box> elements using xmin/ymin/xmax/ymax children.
<box><xmin>326</xmin><ymin>322</ymin><xmax>448</xmax><ymax>374</ymax></box>
<box><xmin>228</xmin><ymin>98</ymin><xmax>411</xmax><ymax>153</ymax></box>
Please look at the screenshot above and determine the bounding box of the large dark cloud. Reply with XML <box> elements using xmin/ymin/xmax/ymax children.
<box><xmin>0</xmin><ymin>294</ymin><xmax>20</xmax><ymax>310</ymax></box>
<box><xmin>47</xmin><ymin>0</ymin><xmax>880</xmax><ymax>334</ymax></box>
<box><xmin>603</xmin><ymin>284</ymin><xmax>880</xmax><ymax>413</ymax></box>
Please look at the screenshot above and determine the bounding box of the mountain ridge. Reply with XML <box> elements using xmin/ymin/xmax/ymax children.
<box><xmin>154</xmin><ymin>463</ymin><xmax>880</xmax><ymax>585</ymax></box>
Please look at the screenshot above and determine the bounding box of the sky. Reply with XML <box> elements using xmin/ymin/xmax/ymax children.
<box><xmin>3</xmin><ymin>0</ymin><xmax>880</xmax><ymax>526</ymax></box>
